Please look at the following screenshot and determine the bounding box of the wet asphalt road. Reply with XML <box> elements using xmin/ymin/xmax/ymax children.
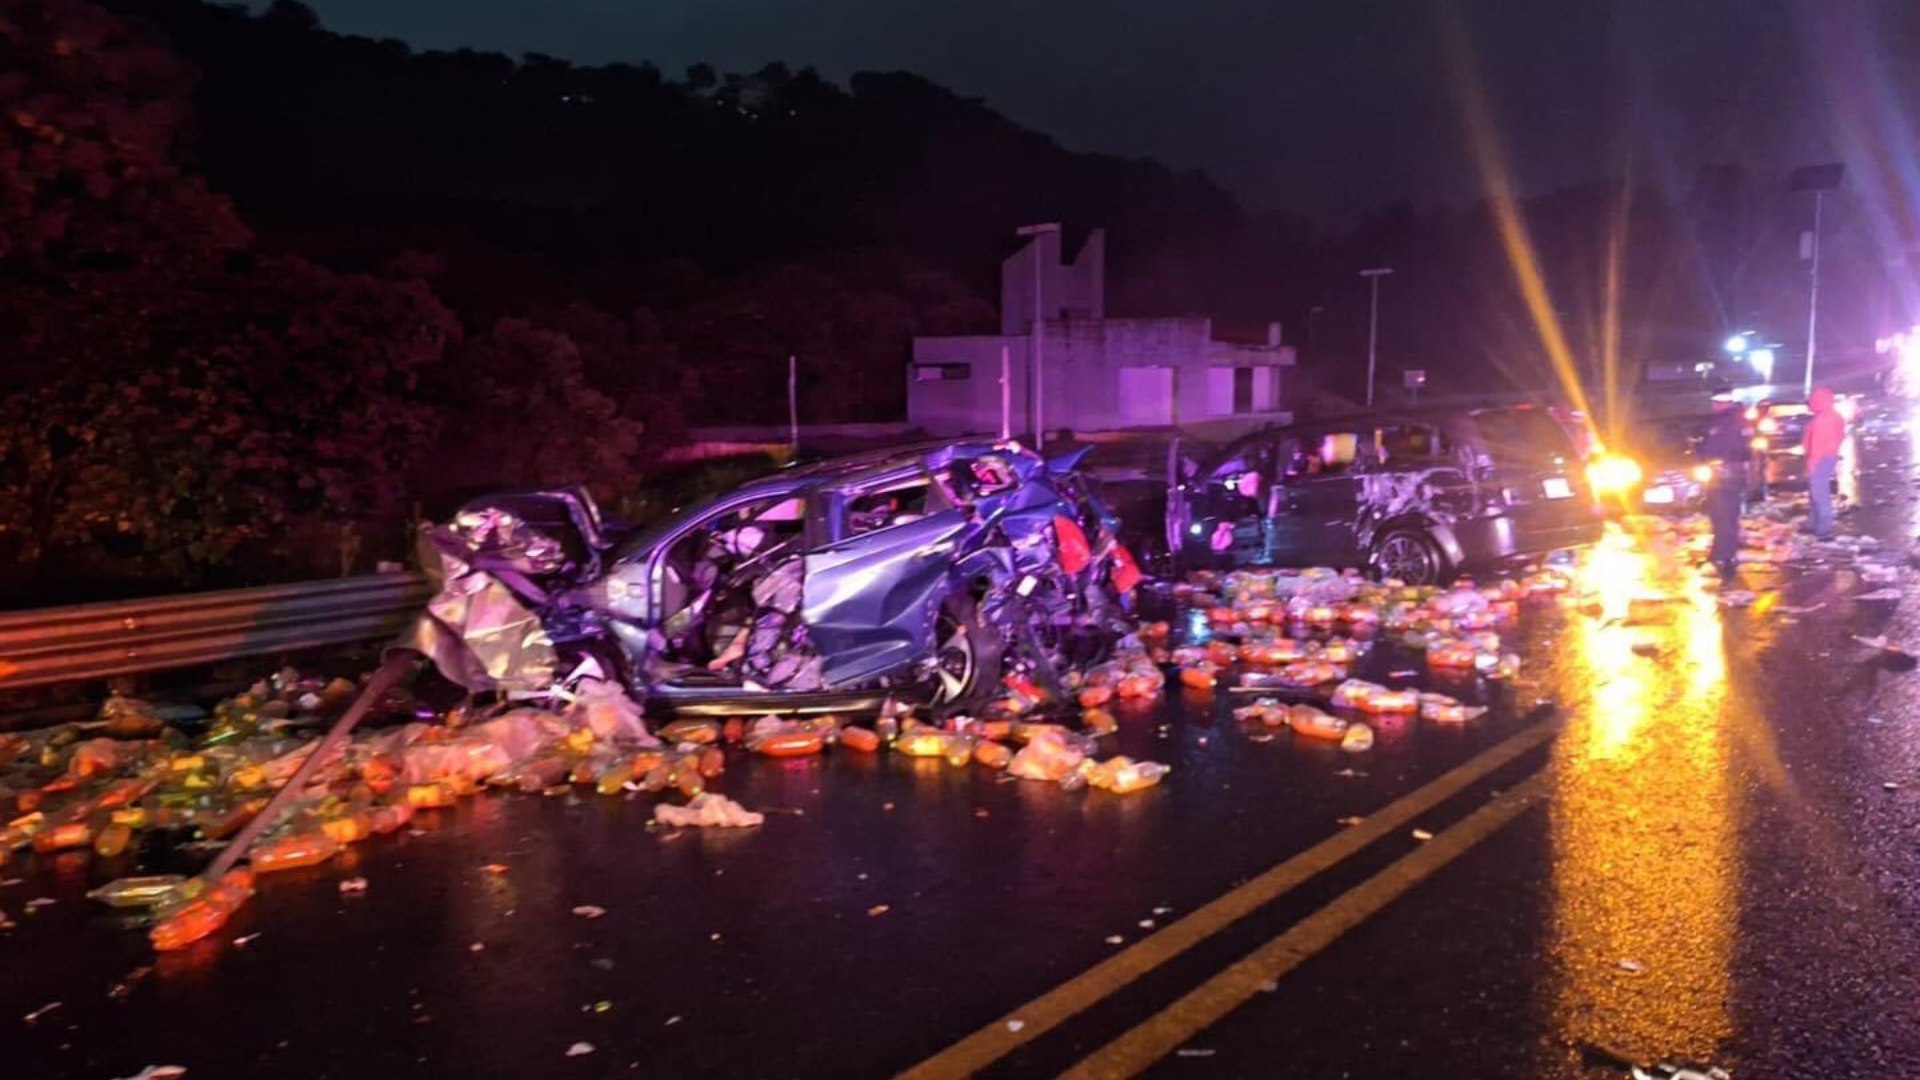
<box><xmin>6</xmin><ymin>421</ymin><xmax>1920</xmax><ymax>1080</ymax></box>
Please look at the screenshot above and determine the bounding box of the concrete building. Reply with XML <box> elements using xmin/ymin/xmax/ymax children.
<box><xmin>908</xmin><ymin>228</ymin><xmax>1295</xmax><ymax>437</ymax></box>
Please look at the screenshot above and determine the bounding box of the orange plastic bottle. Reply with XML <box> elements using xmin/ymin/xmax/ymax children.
<box><xmin>33</xmin><ymin>820</ymin><xmax>94</xmax><ymax>853</ymax></box>
<box><xmin>94</xmin><ymin>822</ymin><xmax>134</xmax><ymax>858</ymax></box>
<box><xmin>696</xmin><ymin>747</ymin><xmax>726</xmax><ymax>777</ymax></box>
<box><xmin>202</xmin><ymin>798</ymin><xmax>266</xmax><ymax>841</ymax></box>
<box><xmin>405</xmin><ymin>783</ymin><xmax>456</xmax><ymax>810</ymax></box>
<box><xmin>149</xmin><ymin>898</ymin><xmax>229</xmax><ymax>951</ymax></box>
<box><xmin>836</xmin><ymin>726</ymin><xmax>881</xmax><ymax>753</ymax></box>
<box><xmin>1076</xmin><ymin>685</ymin><xmax>1114</xmax><ymax>709</ymax></box>
<box><xmin>1179</xmin><ymin>665</ymin><xmax>1218</xmax><ymax>691</ymax></box>
<box><xmin>595</xmin><ymin>760</ymin><xmax>636</xmax><ymax>797</ymax></box>
<box><xmin>250</xmin><ymin>831</ymin><xmax>340</xmax><ymax>873</ymax></box>
<box><xmin>673</xmin><ymin>765</ymin><xmax>705</xmax><ymax>799</ymax></box>
<box><xmin>754</xmin><ymin>731</ymin><xmax>825</xmax><ymax>758</ymax></box>
<box><xmin>973</xmin><ymin>740</ymin><xmax>1013</xmax><ymax>770</ymax></box>
<box><xmin>369</xmin><ymin>802</ymin><xmax>414</xmax><ymax>834</ymax></box>
<box><xmin>93</xmin><ymin>777</ymin><xmax>152</xmax><ymax>810</ymax></box>
<box><xmin>321</xmin><ymin>811</ymin><xmax>374</xmax><ymax>846</ymax></box>
<box><xmin>150</xmin><ymin>869</ymin><xmax>255</xmax><ymax>951</ymax></box>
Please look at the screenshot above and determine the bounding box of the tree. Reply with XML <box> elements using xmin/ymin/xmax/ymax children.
<box><xmin>428</xmin><ymin>317</ymin><xmax>646</xmax><ymax>495</ymax></box>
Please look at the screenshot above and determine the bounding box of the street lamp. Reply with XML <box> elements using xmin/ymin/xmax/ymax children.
<box><xmin>1016</xmin><ymin>222</ymin><xmax>1061</xmax><ymax>448</ymax></box>
<box><xmin>1790</xmin><ymin>163</ymin><xmax>1844</xmax><ymax>397</ymax></box>
<box><xmin>1359</xmin><ymin>268</ymin><xmax>1393</xmax><ymax>407</ymax></box>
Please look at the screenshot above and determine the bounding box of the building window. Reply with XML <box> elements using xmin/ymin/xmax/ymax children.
<box><xmin>1233</xmin><ymin>367</ymin><xmax>1254</xmax><ymax>413</ymax></box>
<box><xmin>915</xmin><ymin>363</ymin><xmax>971</xmax><ymax>382</ymax></box>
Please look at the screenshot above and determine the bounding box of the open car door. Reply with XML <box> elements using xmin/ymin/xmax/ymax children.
<box><xmin>1165</xmin><ymin>436</ymin><xmax>1189</xmax><ymax>557</ymax></box>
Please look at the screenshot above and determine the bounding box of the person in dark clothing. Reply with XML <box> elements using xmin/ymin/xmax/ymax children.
<box><xmin>1698</xmin><ymin>389</ymin><xmax>1750</xmax><ymax>578</ymax></box>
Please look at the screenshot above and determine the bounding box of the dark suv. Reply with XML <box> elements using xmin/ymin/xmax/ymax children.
<box><xmin>1165</xmin><ymin>405</ymin><xmax>1603</xmax><ymax>584</ymax></box>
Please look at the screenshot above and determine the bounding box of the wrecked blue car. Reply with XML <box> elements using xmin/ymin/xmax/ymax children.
<box><xmin>403</xmin><ymin>441</ymin><xmax>1144</xmax><ymax>714</ymax></box>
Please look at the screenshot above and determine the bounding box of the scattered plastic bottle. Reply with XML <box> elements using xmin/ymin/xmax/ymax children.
<box><xmin>320</xmin><ymin>811</ymin><xmax>374</xmax><ymax>846</ymax></box>
<box><xmin>89</xmin><ymin>874</ymin><xmax>188</xmax><ymax>909</ymax></box>
<box><xmin>94</xmin><ymin>822</ymin><xmax>134</xmax><ymax>858</ymax></box>
<box><xmin>32</xmin><ymin>820</ymin><xmax>94</xmax><ymax>853</ymax></box>
<box><xmin>595</xmin><ymin>760</ymin><xmax>636</xmax><ymax>797</ymax></box>
<box><xmin>250</xmin><ymin>831</ymin><xmax>340</xmax><ymax>873</ymax></box>
<box><xmin>406</xmin><ymin>783</ymin><xmax>456</xmax><ymax>810</ymax></box>
<box><xmin>837</xmin><ymin>726</ymin><xmax>881</xmax><ymax>753</ymax></box>
<box><xmin>973</xmin><ymin>740</ymin><xmax>1013</xmax><ymax>770</ymax></box>
<box><xmin>753</xmin><ymin>730</ymin><xmax>825</xmax><ymax>758</ymax></box>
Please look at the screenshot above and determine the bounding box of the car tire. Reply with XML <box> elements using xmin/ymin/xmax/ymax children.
<box><xmin>928</xmin><ymin>591</ymin><xmax>1003</xmax><ymax>709</ymax></box>
<box><xmin>1370</xmin><ymin>527</ymin><xmax>1450</xmax><ymax>587</ymax></box>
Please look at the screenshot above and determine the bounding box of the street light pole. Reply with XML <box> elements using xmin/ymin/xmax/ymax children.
<box><xmin>1016</xmin><ymin>222</ymin><xmax>1061</xmax><ymax>448</ymax></box>
<box><xmin>1789</xmin><ymin>163</ymin><xmax>1843</xmax><ymax>398</ymax></box>
<box><xmin>1360</xmin><ymin>267</ymin><xmax>1393</xmax><ymax>407</ymax></box>
<box><xmin>1803</xmin><ymin>189</ymin><xmax>1825</xmax><ymax>399</ymax></box>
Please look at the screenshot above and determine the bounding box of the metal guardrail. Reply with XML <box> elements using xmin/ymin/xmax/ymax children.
<box><xmin>0</xmin><ymin>573</ymin><xmax>432</xmax><ymax>690</ymax></box>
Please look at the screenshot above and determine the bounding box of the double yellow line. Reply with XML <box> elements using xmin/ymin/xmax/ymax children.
<box><xmin>896</xmin><ymin>713</ymin><xmax>1560</xmax><ymax>1080</ymax></box>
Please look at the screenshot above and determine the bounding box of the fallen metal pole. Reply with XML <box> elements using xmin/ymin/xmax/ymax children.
<box><xmin>201</xmin><ymin>652</ymin><xmax>422</xmax><ymax>882</ymax></box>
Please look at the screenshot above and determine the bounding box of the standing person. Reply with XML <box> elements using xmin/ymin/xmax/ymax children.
<box><xmin>1698</xmin><ymin>388</ymin><xmax>1750</xmax><ymax>578</ymax></box>
<box><xmin>1802</xmin><ymin>386</ymin><xmax>1846</xmax><ymax>538</ymax></box>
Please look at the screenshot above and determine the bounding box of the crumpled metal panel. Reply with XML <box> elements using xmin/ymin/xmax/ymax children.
<box><xmin>391</xmin><ymin>550</ymin><xmax>557</xmax><ymax>693</ymax></box>
<box><xmin>801</xmin><ymin>511</ymin><xmax>971</xmax><ymax>687</ymax></box>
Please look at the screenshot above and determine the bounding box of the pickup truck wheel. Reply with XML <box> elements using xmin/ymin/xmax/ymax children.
<box><xmin>1370</xmin><ymin>528</ymin><xmax>1449</xmax><ymax>587</ymax></box>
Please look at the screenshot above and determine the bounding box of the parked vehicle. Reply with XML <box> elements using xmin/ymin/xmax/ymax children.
<box><xmin>1164</xmin><ymin>405</ymin><xmax>1603</xmax><ymax>584</ymax></box>
<box><xmin>404</xmin><ymin>441</ymin><xmax>1141</xmax><ymax>715</ymax></box>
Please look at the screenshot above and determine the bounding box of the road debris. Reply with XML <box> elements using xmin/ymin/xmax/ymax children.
<box><xmin>111</xmin><ymin>1068</ymin><xmax>188</xmax><ymax>1080</ymax></box>
<box><xmin>22</xmin><ymin>1001</ymin><xmax>61</xmax><ymax>1023</ymax></box>
<box><xmin>571</xmin><ymin>905</ymin><xmax>608</xmax><ymax>919</ymax></box>
<box><xmin>565</xmin><ymin>1041</ymin><xmax>595</xmax><ymax>1057</ymax></box>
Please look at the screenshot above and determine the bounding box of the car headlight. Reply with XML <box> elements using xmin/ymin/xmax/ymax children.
<box><xmin>1757</xmin><ymin>417</ymin><xmax>1778</xmax><ymax>435</ymax></box>
<box><xmin>1691</xmin><ymin>464</ymin><xmax>1714</xmax><ymax>483</ymax></box>
<box><xmin>1584</xmin><ymin>454</ymin><xmax>1643</xmax><ymax>495</ymax></box>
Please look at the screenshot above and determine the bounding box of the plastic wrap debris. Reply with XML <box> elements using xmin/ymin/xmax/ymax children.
<box><xmin>1007</xmin><ymin>729</ymin><xmax>1090</xmax><ymax>782</ymax></box>
<box><xmin>1083</xmin><ymin>757</ymin><xmax>1169</xmax><ymax>794</ymax></box>
<box><xmin>654</xmin><ymin>794</ymin><xmax>764</xmax><ymax>828</ymax></box>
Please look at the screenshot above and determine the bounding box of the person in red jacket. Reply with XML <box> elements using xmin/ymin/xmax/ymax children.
<box><xmin>1803</xmin><ymin>386</ymin><xmax>1846</xmax><ymax>538</ymax></box>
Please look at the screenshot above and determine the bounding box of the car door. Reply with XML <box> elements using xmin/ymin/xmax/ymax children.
<box><xmin>1276</xmin><ymin>427</ymin><xmax>1365</xmax><ymax>565</ymax></box>
<box><xmin>801</xmin><ymin>489</ymin><xmax>971</xmax><ymax>688</ymax></box>
<box><xmin>1171</xmin><ymin>435</ymin><xmax>1272</xmax><ymax>565</ymax></box>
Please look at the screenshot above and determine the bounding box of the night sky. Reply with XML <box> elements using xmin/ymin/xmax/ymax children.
<box><xmin>294</xmin><ymin>0</ymin><xmax>1915</xmax><ymax>224</ymax></box>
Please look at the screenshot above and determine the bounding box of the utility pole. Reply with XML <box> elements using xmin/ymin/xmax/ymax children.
<box><xmin>787</xmin><ymin>354</ymin><xmax>799</xmax><ymax>455</ymax></box>
<box><xmin>999</xmin><ymin>344</ymin><xmax>1011</xmax><ymax>440</ymax></box>
<box><xmin>1360</xmin><ymin>267</ymin><xmax>1393</xmax><ymax>407</ymax></box>
<box><xmin>1016</xmin><ymin>222</ymin><xmax>1061</xmax><ymax>448</ymax></box>
<box><xmin>1790</xmin><ymin>163</ymin><xmax>1844</xmax><ymax>397</ymax></box>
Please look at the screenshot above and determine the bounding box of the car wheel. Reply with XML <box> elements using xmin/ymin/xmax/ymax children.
<box><xmin>1370</xmin><ymin>528</ymin><xmax>1449</xmax><ymax>586</ymax></box>
<box><xmin>928</xmin><ymin>592</ymin><xmax>1003</xmax><ymax>708</ymax></box>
